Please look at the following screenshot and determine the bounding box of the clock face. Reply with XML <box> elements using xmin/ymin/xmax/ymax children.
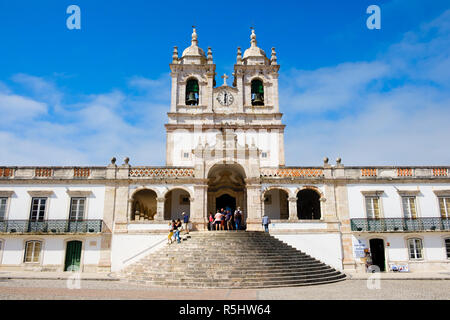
<box><xmin>217</xmin><ymin>90</ymin><xmax>234</xmax><ymax>106</ymax></box>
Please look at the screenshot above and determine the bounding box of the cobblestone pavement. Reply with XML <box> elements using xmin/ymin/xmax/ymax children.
<box><xmin>0</xmin><ymin>279</ymin><xmax>449</xmax><ymax>300</ymax></box>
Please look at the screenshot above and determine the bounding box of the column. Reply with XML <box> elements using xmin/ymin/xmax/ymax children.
<box><xmin>127</xmin><ymin>199</ymin><xmax>134</xmax><ymax>221</ymax></box>
<box><xmin>155</xmin><ymin>197</ymin><xmax>165</xmax><ymax>221</ymax></box>
<box><xmin>245</xmin><ymin>184</ymin><xmax>262</xmax><ymax>230</ymax></box>
<box><xmin>192</xmin><ymin>184</ymin><xmax>208</xmax><ymax>230</ymax></box>
<box><xmin>335</xmin><ymin>182</ymin><xmax>357</xmax><ymax>271</ymax></box>
<box><xmin>288</xmin><ymin>197</ymin><xmax>298</xmax><ymax>220</ymax></box>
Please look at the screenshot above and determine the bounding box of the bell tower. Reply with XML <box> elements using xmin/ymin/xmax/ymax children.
<box><xmin>165</xmin><ymin>28</ymin><xmax>285</xmax><ymax>168</ymax></box>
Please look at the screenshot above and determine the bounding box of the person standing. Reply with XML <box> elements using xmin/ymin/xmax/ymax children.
<box><xmin>234</xmin><ymin>207</ymin><xmax>242</xmax><ymax>231</ymax></box>
<box><xmin>182</xmin><ymin>212</ymin><xmax>190</xmax><ymax>234</ymax></box>
<box><xmin>214</xmin><ymin>210</ymin><xmax>222</xmax><ymax>231</ymax></box>
<box><xmin>208</xmin><ymin>212</ymin><xmax>214</xmax><ymax>231</ymax></box>
<box><xmin>262</xmin><ymin>214</ymin><xmax>270</xmax><ymax>232</ymax></box>
<box><xmin>226</xmin><ymin>210</ymin><xmax>233</xmax><ymax>230</ymax></box>
<box><xmin>167</xmin><ymin>221</ymin><xmax>174</xmax><ymax>244</ymax></box>
<box><xmin>174</xmin><ymin>219</ymin><xmax>182</xmax><ymax>243</ymax></box>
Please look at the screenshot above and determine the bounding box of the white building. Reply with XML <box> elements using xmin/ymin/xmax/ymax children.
<box><xmin>0</xmin><ymin>29</ymin><xmax>449</xmax><ymax>274</ymax></box>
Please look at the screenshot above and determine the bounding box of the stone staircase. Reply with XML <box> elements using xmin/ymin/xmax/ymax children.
<box><xmin>118</xmin><ymin>231</ymin><xmax>346</xmax><ymax>288</ymax></box>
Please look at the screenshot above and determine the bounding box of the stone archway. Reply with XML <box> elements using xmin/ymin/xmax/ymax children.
<box><xmin>130</xmin><ymin>189</ymin><xmax>157</xmax><ymax>221</ymax></box>
<box><xmin>207</xmin><ymin>163</ymin><xmax>247</xmax><ymax>227</ymax></box>
<box><xmin>297</xmin><ymin>188</ymin><xmax>321</xmax><ymax>220</ymax></box>
<box><xmin>263</xmin><ymin>188</ymin><xmax>289</xmax><ymax>220</ymax></box>
<box><xmin>164</xmin><ymin>188</ymin><xmax>191</xmax><ymax>221</ymax></box>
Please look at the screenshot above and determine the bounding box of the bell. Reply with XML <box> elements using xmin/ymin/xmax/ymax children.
<box><xmin>252</xmin><ymin>93</ymin><xmax>264</xmax><ymax>106</ymax></box>
<box><xmin>186</xmin><ymin>92</ymin><xmax>198</xmax><ymax>105</ymax></box>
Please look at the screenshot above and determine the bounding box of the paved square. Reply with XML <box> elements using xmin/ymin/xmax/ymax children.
<box><xmin>0</xmin><ymin>279</ymin><xmax>448</xmax><ymax>300</ymax></box>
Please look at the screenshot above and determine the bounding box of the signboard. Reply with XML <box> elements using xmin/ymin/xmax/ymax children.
<box><xmin>389</xmin><ymin>263</ymin><xmax>409</xmax><ymax>272</ymax></box>
<box><xmin>353</xmin><ymin>239</ymin><xmax>367</xmax><ymax>258</ymax></box>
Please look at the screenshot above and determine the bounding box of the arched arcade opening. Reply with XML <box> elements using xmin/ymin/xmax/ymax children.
<box><xmin>297</xmin><ymin>189</ymin><xmax>321</xmax><ymax>220</ymax></box>
<box><xmin>164</xmin><ymin>188</ymin><xmax>191</xmax><ymax>221</ymax></box>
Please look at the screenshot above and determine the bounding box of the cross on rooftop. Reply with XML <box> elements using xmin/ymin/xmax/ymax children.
<box><xmin>221</xmin><ymin>74</ymin><xmax>228</xmax><ymax>86</ymax></box>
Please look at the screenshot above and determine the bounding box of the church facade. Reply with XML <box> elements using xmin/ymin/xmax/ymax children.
<box><xmin>0</xmin><ymin>29</ymin><xmax>449</xmax><ymax>274</ymax></box>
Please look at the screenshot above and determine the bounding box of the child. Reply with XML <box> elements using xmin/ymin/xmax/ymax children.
<box><xmin>167</xmin><ymin>222</ymin><xmax>174</xmax><ymax>244</ymax></box>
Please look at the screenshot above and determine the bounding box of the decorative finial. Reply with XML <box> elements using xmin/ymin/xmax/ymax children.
<box><xmin>110</xmin><ymin>157</ymin><xmax>116</xmax><ymax>165</ymax></box>
<box><xmin>207</xmin><ymin>47</ymin><xmax>213</xmax><ymax>63</ymax></box>
<box><xmin>323</xmin><ymin>157</ymin><xmax>329</xmax><ymax>164</ymax></box>
<box><xmin>336</xmin><ymin>157</ymin><xmax>342</xmax><ymax>165</ymax></box>
<box><xmin>221</xmin><ymin>74</ymin><xmax>228</xmax><ymax>86</ymax></box>
<box><xmin>191</xmin><ymin>26</ymin><xmax>198</xmax><ymax>46</ymax></box>
<box><xmin>172</xmin><ymin>46</ymin><xmax>178</xmax><ymax>63</ymax></box>
<box><xmin>236</xmin><ymin>47</ymin><xmax>242</xmax><ymax>64</ymax></box>
<box><xmin>271</xmin><ymin>47</ymin><xmax>277</xmax><ymax>65</ymax></box>
<box><xmin>124</xmin><ymin>157</ymin><xmax>130</xmax><ymax>165</ymax></box>
<box><xmin>250</xmin><ymin>27</ymin><xmax>257</xmax><ymax>47</ymax></box>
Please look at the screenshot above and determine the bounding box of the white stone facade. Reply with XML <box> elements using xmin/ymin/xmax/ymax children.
<box><xmin>0</xmin><ymin>30</ymin><xmax>448</xmax><ymax>274</ymax></box>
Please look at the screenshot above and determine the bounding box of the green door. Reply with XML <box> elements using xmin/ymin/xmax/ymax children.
<box><xmin>65</xmin><ymin>241</ymin><xmax>82</xmax><ymax>271</ymax></box>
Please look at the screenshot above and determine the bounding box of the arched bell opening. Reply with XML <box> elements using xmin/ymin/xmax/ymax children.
<box><xmin>164</xmin><ymin>188</ymin><xmax>191</xmax><ymax>221</ymax></box>
<box><xmin>297</xmin><ymin>189</ymin><xmax>321</xmax><ymax>220</ymax></box>
<box><xmin>186</xmin><ymin>78</ymin><xmax>199</xmax><ymax>105</ymax></box>
<box><xmin>251</xmin><ymin>79</ymin><xmax>264</xmax><ymax>106</ymax></box>
<box><xmin>263</xmin><ymin>189</ymin><xmax>289</xmax><ymax>220</ymax></box>
<box><xmin>131</xmin><ymin>189</ymin><xmax>157</xmax><ymax>221</ymax></box>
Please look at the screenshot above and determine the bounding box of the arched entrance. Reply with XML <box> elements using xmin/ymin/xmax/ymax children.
<box><xmin>216</xmin><ymin>194</ymin><xmax>236</xmax><ymax>212</ymax></box>
<box><xmin>131</xmin><ymin>189</ymin><xmax>157</xmax><ymax>221</ymax></box>
<box><xmin>297</xmin><ymin>189</ymin><xmax>321</xmax><ymax>220</ymax></box>
<box><xmin>164</xmin><ymin>188</ymin><xmax>191</xmax><ymax>221</ymax></box>
<box><xmin>207</xmin><ymin>163</ymin><xmax>247</xmax><ymax>228</ymax></box>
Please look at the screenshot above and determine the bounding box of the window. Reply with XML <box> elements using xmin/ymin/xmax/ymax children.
<box><xmin>365</xmin><ymin>196</ymin><xmax>380</xmax><ymax>219</ymax></box>
<box><xmin>69</xmin><ymin>197</ymin><xmax>86</xmax><ymax>220</ymax></box>
<box><xmin>438</xmin><ymin>197</ymin><xmax>450</xmax><ymax>218</ymax></box>
<box><xmin>408</xmin><ymin>238</ymin><xmax>423</xmax><ymax>260</ymax></box>
<box><xmin>185</xmin><ymin>79</ymin><xmax>199</xmax><ymax>105</ymax></box>
<box><xmin>251</xmin><ymin>79</ymin><xmax>264</xmax><ymax>106</ymax></box>
<box><xmin>30</xmin><ymin>198</ymin><xmax>47</xmax><ymax>221</ymax></box>
<box><xmin>183</xmin><ymin>152</ymin><xmax>190</xmax><ymax>159</ymax></box>
<box><xmin>445</xmin><ymin>238</ymin><xmax>450</xmax><ymax>259</ymax></box>
<box><xmin>261</xmin><ymin>152</ymin><xmax>268</xmax><ymax>158</ymax></box>
<box><xmin>0</xmin><ymin>198</ymin><xmax>7</xmax><ymax>220</ymax></box>
<box><xmin>402</xmin><ymin>196</ymin><xmax>417</xmax><ymax>219</ymax></box>
<box><xmin>24</xmin><ymin>240</ymin><xmax>42</xmax><ymax>263</ymax></box>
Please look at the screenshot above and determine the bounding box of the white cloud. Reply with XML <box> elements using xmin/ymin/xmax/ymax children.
<box><xmin>0</xmin><ymin>92</ymin><xmax>47</xmax><ymax>123</ymax></box>
<box><xmin>282</xmin><ymin>9</ymin><xmax>450</xmax><ymax>166</ymax></box>
<box><xmin>0</xmin><ymin>76</ymin><xmax>168</xmax><ymax>166</ymax></box>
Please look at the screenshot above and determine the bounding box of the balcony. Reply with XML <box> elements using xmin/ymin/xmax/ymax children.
<box><xmin>351</xmin><ymin>218</ymin><xmax>450</xmax><ymax>232</ymax></box>
<box><xmin>0</xmin><ymin>219</ymin><xmax>104</xmax><ymax>234</ymax></box>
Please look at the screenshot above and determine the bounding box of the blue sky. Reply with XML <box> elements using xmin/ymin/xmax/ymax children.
<box><xmin>0</xmin><ymin>0</ymin><xmax>449</xmax><ymax>166</ymax></box>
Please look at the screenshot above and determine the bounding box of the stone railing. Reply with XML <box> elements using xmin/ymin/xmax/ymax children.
<box><xmin>0</xmin><ymin>167</ymin><xmax>106</xmax><ymax>180</ymax></box>
<box><xmin>261</xmin><ymin>168</ymin><xmax>324</xmax><ymax>178</ymax></box>
<box><xmin>0</xmin><ymin>219</ymin><xmax>104</xmax><ymax>234</ymax></box>
<box><xmin>129</xmin><ymin>167</ymin><xmax>195</xmax><ymax>178</ymax></box>
<box><xmin>350</xmin><ymin>218</ymin><xmax>450</xmax><ymax>232</ymax></box>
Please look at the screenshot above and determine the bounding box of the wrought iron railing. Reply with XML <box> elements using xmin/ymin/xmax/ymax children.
<box><xmin>0</xmin><ymin>219</ymin><xmax>103</xmax><ymax>234</ymax></box>
<box><xmin>351</xmin><ymin>218</ymin><xmax>450</xmax><ymax>232</ymax></box>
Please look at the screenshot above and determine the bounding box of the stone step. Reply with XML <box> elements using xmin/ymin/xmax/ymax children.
<box><xmin>120</xmin><ymin>231</ymin><xmax>346</xmax><ymax>288</ymax></box>
<box><xmin>125</xmin><ymin>268</ymin><xmax>340</xmax><ymax>279</ymax></box>
<box><xmin>125</xmin><ymin>260</ymin><xmax>328</xmax><ymax>270</ymax></box>
<box><xmin>125</xmin><ymin>263</ymin><xmax>332</xmax><ymax>273</ymax></box>
<box><xmin>125</xmin><ymin>275</ymin><xmax>347</xmax><ymax>288</ymax></box>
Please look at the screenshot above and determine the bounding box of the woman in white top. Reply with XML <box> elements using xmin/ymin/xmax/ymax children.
<box><xmin>214</xmin><ymin>210</ymin><xmax>223</xmax><ymax>231</ymax></box>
